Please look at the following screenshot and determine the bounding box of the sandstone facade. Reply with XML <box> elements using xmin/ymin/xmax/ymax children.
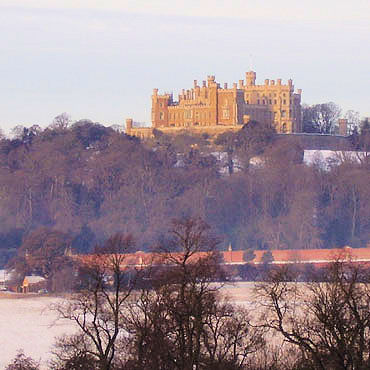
<box><xmin>126</xmin><ymin>71</ymin><xmax>302</xmax><ymax>138</ymax></box>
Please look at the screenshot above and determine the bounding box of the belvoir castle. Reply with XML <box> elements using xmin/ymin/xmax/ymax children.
<box><xmin>126</xmin><ymin>71</ymin><xmax>302</xmax><ymax>138</ymax></box>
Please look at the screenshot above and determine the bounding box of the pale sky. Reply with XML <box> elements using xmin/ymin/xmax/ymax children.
<box><xmin>1</xmin><ymin>0</ymin><xmax>369</xmax><ymax>132</ymax></box>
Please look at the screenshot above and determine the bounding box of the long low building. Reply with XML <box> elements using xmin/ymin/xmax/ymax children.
<box><xmin>75</xmin><ymin>246</ymin><xmax>370</xmax><ymax>271</ymax></box>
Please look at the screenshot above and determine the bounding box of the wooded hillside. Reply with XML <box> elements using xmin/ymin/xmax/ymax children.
<box><xmin>0</xmin><ymin>118</ymin><xmax>369</xmax><ymax>266</ymax></box>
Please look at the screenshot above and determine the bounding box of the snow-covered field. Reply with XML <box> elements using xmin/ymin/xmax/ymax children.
<box><xmin>0</xmin><ymin>294</ymin><xmax>76</xmax><ymax>369</ymax></box>
<box><xmin>0</xmin><ymin>283</ymin><xmax>255</xmax><ymax>369</ymax></box>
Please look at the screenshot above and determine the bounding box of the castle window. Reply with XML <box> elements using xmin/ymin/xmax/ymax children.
<box><xmin>257</xmin><ymin>100</ymin><xmax>260</xmax><ymax>104</ymax></box>
<box><xmin>160</xmin><ymin>103</ymin><xmax>163</xmax><ymax>108</ymax></box>
<box><xmin>274</xmin><ymin>99</ymin><xmax>277</xmax><ymax>104</ymax></box>
<box><xmin>246</xmin><ymin>100</ymin><xmax>249</xmax><ymax>104</ymax></box>
<box><xmin>222</xmin><ymin>109</ymin><xmax>230</xmax><ymax>119</ymax></box>
<box><xmin>269</xmin><ymin>100</ymin><xmax>272</xmax><ymax>104</ymax></box>
<box><xmin>281</xmin><ymin>110</ymin><xmax>286</xmax><ymax>117</ymax></box>
<box><xmin>282</xmin><ymin>123</ymin><xmax>287</xmax><ymax>133</ymax></box>
<box><xmin>159</xmin><ymin>112</ymin><xmax>164</xmax><ymax>120</ymax></box>
<box><xmin>283</xmin><ymin>99</ymin><xmax>286</xmax><ymax>105</ymax></box>
<box><xmin>262</xmin><ymin>100</ymin><xmax>265</xmax><ymax>104</ymax></box>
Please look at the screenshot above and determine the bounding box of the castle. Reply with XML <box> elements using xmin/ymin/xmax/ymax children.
<box><xmin>126</xmin><ymin>71</ymin><xmax>302</xmax><ymax>139</ymax></box>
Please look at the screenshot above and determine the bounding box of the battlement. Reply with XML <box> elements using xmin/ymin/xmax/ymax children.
<box><xmin>129</xmin><ymin>71</ymin><xmax>302</xmax><ymax>138</ymax></box>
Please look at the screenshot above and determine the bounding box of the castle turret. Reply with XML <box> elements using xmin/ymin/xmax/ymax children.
<box><xmin>207</xmin><ymin>75</ymin><xmax>216</xmax><ymax>87</ymax></box>
<box><xmin>126</xmin><ymin>118</ymin><xmax>133</xmax><ymax>134</ymax></box>
<box><xmin>245</xmin><ymin>71</ymin><xmax>256</xmax><ymax>86</ymax></box>
<box><xmin>151</xmin><ymin>90</ymin><xmax>171</xmax><ymax>128</ymax></box>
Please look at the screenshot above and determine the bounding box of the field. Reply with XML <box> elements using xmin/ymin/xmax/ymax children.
<box><xmin>0</xmin><ymin>293</ymin><xmax>76</xmax><ymax>369</ymax></box>
<box><xmin>0</xmin><ymin>283</ymin><xmax>257</xmax><ymax>369</ymax></box>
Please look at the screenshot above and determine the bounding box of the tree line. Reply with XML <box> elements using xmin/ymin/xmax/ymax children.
<box><xmin>0</xmin><ymin>114</ymin><xmax>369</xmax><ymax>267</ymax></box>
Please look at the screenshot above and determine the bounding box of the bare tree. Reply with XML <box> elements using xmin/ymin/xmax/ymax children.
<box><xmin>52</xmin><ymin>233</ymin><xmax>138</xmax><ymax>370</ymax></box>
<box><xmin>302</xmin><ymin>102</ymin><xmax>341</xmax><ymax>134</ymax></box>
<box><xmin>243</xmin><ymin>249</ymin><xmax>256</xmax><ymax>262</ymax></box>
<box><xmin>214</xmin><ymin>131</ymin><xmax>238</xmax><ymax>175</ymax></box>
<box><xmin>5</xmin><ymin>350</ymin><xmax>40</xmax><ymax>370</ymax></box>
<box><xmin>123</xmin><ymin>218</ymin><xmax>264</xmax><ymax>370</ymax></box>
<box><xmin>235</xmin><ymin>120</ymin><xmax>276</xmax><ymax>171</ymax></box>
<box><xmin>51</xmin><ymin>113</ymin><xmax>71</xmax><ymax>130</ymax></box>
<box><xmin>344</xmin><ymin>110</ymin><xmax>361</xmax><ymax>134</ymax></box>
<box><xmin>255</xmin><ymin>261</ymin><xmax>370</xmax><ymax>370</ymax></box>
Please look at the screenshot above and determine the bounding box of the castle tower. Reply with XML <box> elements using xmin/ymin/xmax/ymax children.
<box><xmin>245</xmin><ymin>71</ymin><xmax>256</xmax><ymax>86</ymax></box>
<box><xmin>151</xmin><ymin>89</ymin><xmax>171</xmax><ymax>128</ymax></box>
<box><xmin>125</xmin><ymin>118</ymin><xmax>133</xmax><ymax>135</ymax></box>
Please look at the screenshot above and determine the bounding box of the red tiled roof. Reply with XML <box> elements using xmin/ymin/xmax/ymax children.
<box><xmin>224</xmin><ymin>246</ymin><xmax>370</xmax><ymax>265</ymax></box>
<box><xmin>74</xmin><ymin>250</ymin><xmax>215</xmax><ymax>270</ymax></box>
<box><xmin>254</xmin><ymin>247</ymin><xmax>370</xmax><ymax>264</ymax></box>
<box><xmin>73</xmin><ymin>246</ymin><xmax>370</xmax><ymax>269</ymax></box>
<box><xmin>223</xmin><ymin>250</ymin><xmax>244</xmax><ymax>264</ymax></box>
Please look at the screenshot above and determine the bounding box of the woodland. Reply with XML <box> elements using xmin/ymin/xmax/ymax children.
<box><xmin>0</xmin><ymin>114</ymin><xmax>369</xmax><ymax>267</ymax></box>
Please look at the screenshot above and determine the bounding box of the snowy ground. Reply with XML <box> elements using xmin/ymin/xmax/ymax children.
<box><xmin>0</xmin><ymin>283</ymin><xmax>256</xmax><ymax>368</ymax></box>
<box><xmin>0</xmin><ymin>294</ymin><xmax>76</xmax><ymax>369</ymax></box>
